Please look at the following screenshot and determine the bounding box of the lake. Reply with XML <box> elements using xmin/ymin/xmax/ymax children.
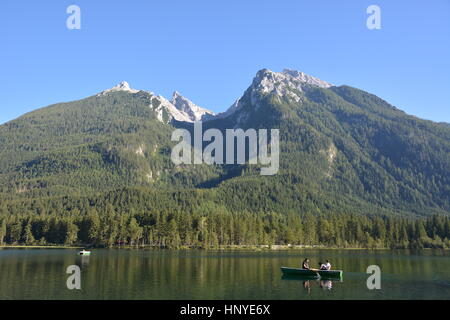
<box><xmin>0</xmin><ymin>248</ymin><xmax>449</xmax><ymax>300</ymax></box>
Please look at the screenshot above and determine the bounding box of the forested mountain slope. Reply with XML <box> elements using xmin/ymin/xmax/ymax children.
<box><xmin>1</xmin><ymin>69</ymin><xmax>450</xmax><ymax>218</ymax></box>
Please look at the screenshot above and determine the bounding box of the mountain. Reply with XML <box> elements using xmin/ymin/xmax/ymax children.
<box><xmin>100</xmin><ymin>82</ymin><xmax>215</xmax><ymax>123</ymax></box>
<box><xmin>99</xmin><ymin>81</ymin><xmax>188</xmax><ymax>122</ymax></box>
<box><xmin>0</xmin><ymin>83</ymin><xmax>221</xmax><ymax>198</ymax></box>
<box><xmin>1</xmin><ymin>70</ymin><xmax>450</xmax><ymax>218</ymax></box>
<box><xmin>171</xmin><ymin>91</ymin><xmax>214</xmax><ymax>121</ymax></box>
<box><xmin>204</xmin><ymin>69</ymin><xmax>450</xmax><ymax>215</ymax></box>
<box><xmin>213</xmin><ymin>68</ymin><xmax>332</xmax><ymax>122</ymax></box>
<box><xmin>98</xmin><ymin>81</ymin><xmax>140</xmax><ymax>95</ymax></box>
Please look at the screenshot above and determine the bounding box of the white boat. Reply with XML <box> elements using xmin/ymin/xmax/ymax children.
<box><xmin>79</xmin><ymin>249</ymin><xmax>91</xmax><ymax>255</ymax></box>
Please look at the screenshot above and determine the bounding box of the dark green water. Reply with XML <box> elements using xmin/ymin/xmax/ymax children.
<box><xmin>0</xmin><ymin>248</ymin><xmax>449</xmax><ymax>300</ymax></box>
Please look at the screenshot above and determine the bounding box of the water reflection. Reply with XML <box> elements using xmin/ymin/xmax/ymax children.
<box><xmin>80</xmin><ymin>255</ymin><xmax>90</xmax><ymax>269</ymax></box>
<box><xmin>298</xmin><ymin>279</ymin><xmax>334</xmax><ymax>295</ymax></box>
<box><xmin>281</xmin><ymin>274</ymin><xmax>337</xmax><ymax>295</ymax></box>
<box><xmin>320</xmin><ymin>280</ymin><xmax>333</xmax><ymax>291</ymax></box>
<box><xmin>303</xmin><ymin>280</ymin><xmax>311</xmax><ymax>295</ymax></box>
<box><xmin>0</xmin><ymin>249</ymin><xmax>449</xmax><ymax>299</ymax></box>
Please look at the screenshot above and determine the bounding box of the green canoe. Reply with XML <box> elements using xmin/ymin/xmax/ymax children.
<box><xmin>281</xmin><ymin>267</ymin><xmax>343</xmax><ymax>279</ymax></box>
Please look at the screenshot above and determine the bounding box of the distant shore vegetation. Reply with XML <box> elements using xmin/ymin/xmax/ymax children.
<box><xmin>1</xmin><ymin>191</ymin><xmax>449</xmax><ymax>250</ymax></box>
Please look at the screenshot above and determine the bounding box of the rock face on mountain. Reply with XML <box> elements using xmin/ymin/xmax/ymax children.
<box><xmin>213</xmin><ymin>69</ymin><xmax>333</xmax><ymax>124</ymax></box>
<box><xmin>98</xmin><ymin>81</ymin><xmax>141</xmax><ymax>95</ymax></box>
<box><xmin>151</xmin><ymin>93</ymin><xmax>192</xmax><ymax>123</ymax></box>
<box><xmin>1</xmin><ymin>68</ymin><xmax>450</xmax><ymax>216</ymax></box>
<box><xmin>171</xmin><ymin>91</ymin><xmax>214</xmax><ymax>121</ymax></box>
<box><xmin>97</xmin><ymin>82</ymin><xmax>214</xmax><ymax>123</ymax></box>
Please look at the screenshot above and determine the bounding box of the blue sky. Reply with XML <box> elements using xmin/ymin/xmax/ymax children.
<box><xmin>1</xmin><ymin>0</ymin><xmax>449</xmax><ymax>124</ymax></box>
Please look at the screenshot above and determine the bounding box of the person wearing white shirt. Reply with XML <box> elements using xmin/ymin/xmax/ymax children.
<box><xmin>320</xmin><ymin>260</ymin><xmax>331</xmax><ymax>270</ymax></box>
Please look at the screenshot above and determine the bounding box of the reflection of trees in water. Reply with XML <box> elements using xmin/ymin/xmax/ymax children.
<box><xmin>62</xmin><ymin>249</ymin><xmax>286</xmax><ymax>299</ymax></box>
<box><xmin>80</xmin><ymin>255</ymin><xmax>90</xmax><ymax>269</ymax></box>
<box><xmin>0</xmin><ymin>249</ymin><xmax>449</xmax><ymax>299</ymax></box>
<box><xmin>0</xmin><ymin>250</ymin><xmax>79</xmax><ymax>298</ymax></box>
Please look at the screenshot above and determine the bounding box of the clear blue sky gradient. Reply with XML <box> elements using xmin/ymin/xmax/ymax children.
<box><xmin>1</xmin><ymin>0</ymin><xmax>450</xmax><ymax>124</ymax></box>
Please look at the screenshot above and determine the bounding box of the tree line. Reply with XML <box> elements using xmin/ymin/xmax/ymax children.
<box><xmin>1</xmin><ymin>201</ymin><xmax>449</xmax><ymax>249</ymax></box>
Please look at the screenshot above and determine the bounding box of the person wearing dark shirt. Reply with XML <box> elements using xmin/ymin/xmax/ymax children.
<box><xmin>302</xmin><ymin>258</ymin><xmax>310</xmax><ymax>270</ymax></box>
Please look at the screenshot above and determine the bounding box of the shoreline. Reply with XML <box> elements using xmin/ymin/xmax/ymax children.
<box><xmin>1</xmin><ymin>244</ymin><xmax>447</xmax><ymax>251</ymax></box>
<box><xmin>0</xmin><ymin>245</ymin><xmax>84</xmax><ymax>249</ymax></box>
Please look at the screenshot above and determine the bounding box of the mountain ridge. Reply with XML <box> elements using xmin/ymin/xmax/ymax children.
<box><xmin>1</xmin><ymin>68</ymin><xmax>450</xmax><ymax>218</ymax></box>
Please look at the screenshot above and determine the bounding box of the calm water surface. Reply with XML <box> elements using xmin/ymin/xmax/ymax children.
<box><xmin>0</xmin><ymin>248</ymin><xmax>449</xmax><ymax>300</ymax></box>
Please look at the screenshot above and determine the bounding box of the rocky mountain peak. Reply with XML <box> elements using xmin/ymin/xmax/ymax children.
<box><xmin>252</xmin><ymin>68</ymin><xmax>332</xmax><ymax>95</ymax></box>
<box><xmin>215</xmin><ymin>68</ymin><xmax>333</xmax><ymax>122</ymax></box>
<box><xmin>98</xmin><ymin>81</ymin><xmax>140</xmax><ymax>95</ymax></box>
<box><xmin>171</xmin><ymin>91</ymin><xmax>214</xmax><ymax>121</ymax></box>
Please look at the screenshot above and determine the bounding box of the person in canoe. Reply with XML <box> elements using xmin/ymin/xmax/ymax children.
<box><xmin>319</xmin><ymin>260</ymin><xmax>331</xmax><ymax>270</ymax></box>
<box><xmin>302</xmin><ymin>258</ymin><xmax>311</xmax><ymax>270</ymax></box>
